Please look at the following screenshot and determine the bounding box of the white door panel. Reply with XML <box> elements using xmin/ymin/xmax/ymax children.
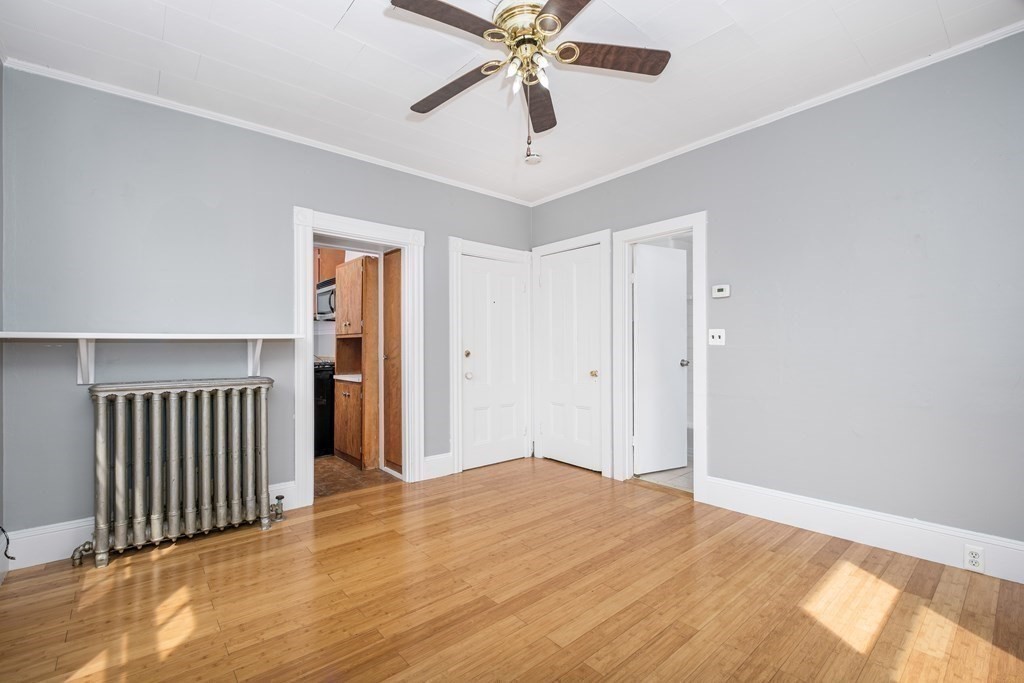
<box><xmin>633</xmin><ymin>244</ymin><xmax>688</xmax><ymax>475</ymax></box>
<box><xmin>535</xmin><ymin>245</ymin><xmax>602</xmax><ymax>471</ymax></box>
<box><xmin>462</xmin><ymin>255</ymin><xmax>529</xmax><ymax>470</ymax></box>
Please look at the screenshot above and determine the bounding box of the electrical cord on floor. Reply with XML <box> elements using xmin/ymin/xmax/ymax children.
<box><xmin>0</xmin><ymin>525</ymin><xmax>14</xmax><ymax>561</ymax></box>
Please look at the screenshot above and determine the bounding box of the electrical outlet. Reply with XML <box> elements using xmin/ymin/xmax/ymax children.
<box><xmin>709</xmin><ymin>329</ymin><xmax>726</xmax><ymax>346</ymax></box>
<box><xmin>964</xmin><ymin>544</ymin><xmax>985</xmax><ymax>573</ymax></box>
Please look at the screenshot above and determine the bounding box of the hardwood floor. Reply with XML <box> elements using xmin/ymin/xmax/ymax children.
<box><xmin>1</xmin><ymin>459</ymin><xmax>1020</xmax><ymax>682</ymax></box>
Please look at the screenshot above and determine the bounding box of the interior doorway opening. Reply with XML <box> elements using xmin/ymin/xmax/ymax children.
<box><xmin>293</xmin><ymin>207</ymin><xmax>425</xmax><ymax>509</ymax></box>
<box><xmin>632</xmin><ymin>234</ymin><xmax>694</xmax><ymax>493</ymax></box>
<box><xmin>611</xmin><ymin>211</ymin><xmax>708</xmax><ymax>498</ymax></box>
<box><xmin>309</xmin><ymin>235</ymin><xmax>402</xmax><ymax>499</ymax></box>
<box><xmin>307</xmin><ymin>239</ymin><xmax>399</xmax><ymax>497</ymax></box>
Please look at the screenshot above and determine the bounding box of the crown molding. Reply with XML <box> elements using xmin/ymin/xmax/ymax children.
<box><xmin>3</xmin><ymin>19</ymin><xmax>1022</xmax><ymax>209</ymax></box>
<box><xmin>2</xmin><ymin>58</ymin><xmax>531</xmax><ymax>208</ymax></box>
<box><xmin>527</xmin><ymin>19</ymin><xmax>1024</xmax><ymax>207</ymax></box>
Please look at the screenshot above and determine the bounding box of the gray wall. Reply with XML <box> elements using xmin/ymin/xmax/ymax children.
<box><xmin>532</xmin><ymin>33</ymin><xmax>1024</xmax><ymax>541</ymax></box>
<box><xmin>1</xmin><ymin>68</ymin><xmax>530</xmax><ymax>530</ymax></box>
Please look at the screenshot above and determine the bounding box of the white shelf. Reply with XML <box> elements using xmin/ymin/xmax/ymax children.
<box><xmin>0</xmin><ymin>332</ymin><xmax>300</xmax><ymax>340</ymax></box>
<box><xmin>0</xmin><ymin>331</ymin><xmax>301</xmax><ymax>384</ymax></box>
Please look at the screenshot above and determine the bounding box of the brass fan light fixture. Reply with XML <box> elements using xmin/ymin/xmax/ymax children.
<box><xmin>392</xmin><ymin>0</ymin><xmax>671</xmax><ymax>140</ymax></box>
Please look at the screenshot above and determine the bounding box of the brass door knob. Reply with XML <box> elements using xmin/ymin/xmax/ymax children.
<box><xmin>590</xmin><ymin>370</ymin><xmax>599</xmax><ymax>378</ymax></box>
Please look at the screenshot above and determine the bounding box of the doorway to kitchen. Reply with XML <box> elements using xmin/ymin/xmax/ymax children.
<box><xmin>311</xmin><ymin>243</ymin><xmax>400</xmax><ymax>498</ymax></box>
<box><xmin>293</xmin><ymin>208</ymin><xmax>425</xmax><ymax>510</ymax></box>
<box><xmin>612</xmin><ymin>212</ymin><xmax>708</xmax><ymax>497</ymax></box>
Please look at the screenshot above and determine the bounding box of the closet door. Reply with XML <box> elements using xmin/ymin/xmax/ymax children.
<box><xmin>460</xmin><ymin>254</ymin><xmax>530</xmax><ymax>470</ymax></box>
<box><xmin>534</xmin><ymin>244</ymin><xmax>602</xmax><ymax>471</ymax></box>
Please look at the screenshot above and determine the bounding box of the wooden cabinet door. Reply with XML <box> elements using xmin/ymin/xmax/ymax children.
<box><xmin>383</xmin><ymin>249</ymin><xmax>402</xmax><ymax>473</ymax></box>
<box><xmin>335</xmin><ymin>258</ymin><xmax>363</xmax><ymax>336</ymax></box>
<box><xmin>319</xmin><ymin>249</ymin><xmax>345</xmax><ymax>283</ymax></box>
<box><xmin>334</xmin><ymin>381</ymin><xmax>362</xmax><ymax>465</ymax></box>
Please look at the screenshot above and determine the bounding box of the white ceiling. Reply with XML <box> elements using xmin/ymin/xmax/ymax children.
<box><xmin>0</xmin><ymin>0</ymin><xmax>1022</xmax><ymax>204</ymax></box>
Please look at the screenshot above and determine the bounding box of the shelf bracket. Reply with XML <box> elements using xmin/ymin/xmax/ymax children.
<box><xmin>77</xmin><ymin>339</ymin><xmax>96</xmax><ymax>385</ymax></box>
<box><xmin>247</xmin><ymin>339</ymin><xmax>264</xmax><ymax>377</ymax></box>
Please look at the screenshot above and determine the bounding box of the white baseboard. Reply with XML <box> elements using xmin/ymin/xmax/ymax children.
<box><xmin>5</xmin><ymin>480</ymin><xmax>301</xmax><ymax>572</ymax></box>
<box><xmin>7</xmin><ymin>517</ymin><xmax>93</xmax><ymax>571</ymax></box>
<box><xmin>698</xmin><ymin>476</ymin><xmax>1024</xmax><ymax>585</ymax></box>
<box><xmin>423</xmin><ymin>452</ymin><xmax>455</xmax><ymax>481</ymax></box>
<box><xmin>269</xmin><ymin>480</ymin><xmax>300</xmax><ymax>511</ymax></box>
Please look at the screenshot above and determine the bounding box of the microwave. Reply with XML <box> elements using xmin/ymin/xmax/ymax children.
<box><xmin>315</xmin><ymin>279</ymin><xmax>336</xmax><ymax>321</ymax></box>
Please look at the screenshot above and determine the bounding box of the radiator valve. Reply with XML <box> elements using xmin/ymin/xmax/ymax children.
<box><xmin>71</xmin><ymin>540</ymin><xmax>95</xmax><ymax>567</ymax></box>
<box><xmin>271</xmin><ymin>495</ymin><xmax>285</xmax><ymax>522</ymax></box>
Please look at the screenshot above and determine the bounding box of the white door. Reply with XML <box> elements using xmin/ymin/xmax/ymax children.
<box><xmin>534</xmin><ymin>245</ymin><xmax>602</xmax><ymax>471</ymax></box>
<box><xmin>633</xmin><ymin>244</ymin><xmax>689</xmax><ymax>474</ymax></box>
<box><xmin>461</xmin><ymin>255</ymin><xmax>530</xmax><ymax>470</ymax></box>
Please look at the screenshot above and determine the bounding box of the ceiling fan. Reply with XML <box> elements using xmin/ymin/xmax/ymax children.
<box><xmin>391</xmin><ymin>0</ymin><xmax>671</xmax><ymax>139</ymax></box>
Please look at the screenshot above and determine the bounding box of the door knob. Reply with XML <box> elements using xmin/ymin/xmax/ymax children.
<box><xmin>465</xmin><ymin>372</ymin><xmax>474</xmax><ymax>380</ymax></box>
<box><xmin>680</xmin><ymin>359</ymin><xmax>690</xmax><ymax>367</ymax></box>
<box><xmin>464</xmin><ymin>350</ymin><xmax>472</xmax><ymax>358</ymax></box>
<box><xmin>590</xmin><ymin>370</ymin><xmax>599</xmax><ymax>378</ymax></box>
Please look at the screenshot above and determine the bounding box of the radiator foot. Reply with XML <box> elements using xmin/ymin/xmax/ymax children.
<box><xmin>95</xmin><ymin>552</ymin><xmax>109</xmax><ymax>568</ymax></box>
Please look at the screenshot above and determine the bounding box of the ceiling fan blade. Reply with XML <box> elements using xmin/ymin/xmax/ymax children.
<box><xmin>411</xmin><ymin>63</ymin><xmax>493</xmax><ymax>113</ymax></box>
<box><xmin>567</xmin><ymin>42</ymin><xmax>671</xmax><ymax>76</ymax></box>
<box><xmin>536</xmin><ymin>0</ymin><xmax>594</xmax><ymax>33</ymax></box>
<box><xmin>391</xmin><ymin>0</ymin><xmax>500</xmax><ymax>39</ymax></box>
<box><xmin>527</xmin><ymin>84</ymin><xmax>557</xmax><ymax>133</ymax></box>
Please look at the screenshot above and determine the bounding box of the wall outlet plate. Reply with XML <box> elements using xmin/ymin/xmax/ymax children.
<box><xmin>709</xmin><ymin>329</ymin><xmax>726</xmax><ymax>346</ymax></box>
<box><xmin>964</xmin><ymin>544</ymin><xmax>985</xmax><ymax>573</ymax></box>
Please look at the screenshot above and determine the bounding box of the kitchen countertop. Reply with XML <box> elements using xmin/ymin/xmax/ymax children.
<box><xmin>334</xmin><ymin>374</ymin><xmax>362</xmax><ymax>383</ymax></box>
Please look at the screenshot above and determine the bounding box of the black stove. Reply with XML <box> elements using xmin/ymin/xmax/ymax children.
<box><xmin>314</xmin><ymin>360</ymin><xmax>335</xmax><ymax>456</ymax></box>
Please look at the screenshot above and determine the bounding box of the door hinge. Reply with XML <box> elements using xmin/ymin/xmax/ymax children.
<box><xmin>531</xmin><ymin>441</ymin><xmax>535</xmax><ymax>457</ymax></box>
<box><xmin>630</xmin><ymin>273</ymin><xmax>637</xmax><ymax>283</ymax></box>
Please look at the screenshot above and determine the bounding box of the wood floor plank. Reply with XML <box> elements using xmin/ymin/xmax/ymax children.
<box><xmin>988</xmin><ymin>580</ymin><xmax>1024</xmax><ymax>682</ymax></box>
<box><xmin>0</xmin><ymin>459</ymin><xmax>1017</xmax><ymax>682</ymax></box>
<box><xmin>943</xmin><ymin>573</ymin><xmax>1000</xmax><ymax>682</ymax></box>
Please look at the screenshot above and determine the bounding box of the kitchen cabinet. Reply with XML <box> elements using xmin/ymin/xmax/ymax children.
<box><xmin>332</xmin><ymin>255</ymin><xmax>380</xmax><ymax>470</ymax></box>
<box><xmin>335</xmin><ymin>256</ymin><xmax>377</xmax><ymax>338</ymax></box>
<box><xmin>314</xmin><ymin>248</ymin><xmax>346</xmax><ymax>287</ymax></box>
<box><xmin>334</xmin><ymin>380</ymin><xmax>362</xmax><ymax>466</ymax></box>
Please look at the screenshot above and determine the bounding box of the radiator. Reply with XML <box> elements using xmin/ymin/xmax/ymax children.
<box><xmin>87</xmin><ymin>377</ymin><xmax>275</xmax><ymax>568</ymax></box>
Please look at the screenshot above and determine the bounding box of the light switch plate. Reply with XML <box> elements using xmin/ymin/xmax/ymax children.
<box><xmin>709</xmin><ymin>329</ymin><xmax>726</xmax><ymax>346</ymax></box>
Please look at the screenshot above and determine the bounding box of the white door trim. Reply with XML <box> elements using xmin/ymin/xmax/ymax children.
<box><xmin>532</xmin><ymin>230</ymin><xmax>613</xmax><ymax>477</ymax></box>
<box><xmin>449</xmin><ymin>237</ymin><xmax>532</xmax><ymax>474</ymax></box>
<box><xmin>294</xmin><ymin>207</ymin><xmax>426</xmax><ymax>509</ymax></box>
<box><xmin>612</xmin><ymin>212</ymin><xmax>708</xmax><ymax>491</ymax></box>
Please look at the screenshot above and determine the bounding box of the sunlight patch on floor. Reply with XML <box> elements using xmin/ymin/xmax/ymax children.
<box><xmin>800</xmin><ymin>559</ymin><xmax>902</xmax><ymax>654</ymax></box>
<box><xmin>157</xmin><ymin>586</ymin><xmax>196</xmax><ymax>659</ymax></box>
